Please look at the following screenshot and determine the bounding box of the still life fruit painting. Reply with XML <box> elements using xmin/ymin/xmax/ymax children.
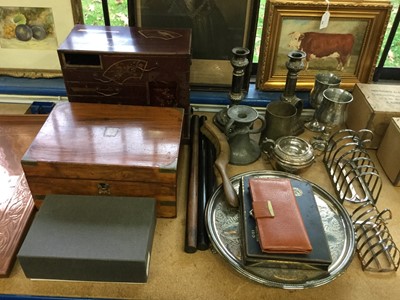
<box><xmin>0</xmin><ymin>7</ymin><xmax>58</xmax><ymax>49</ymax></box>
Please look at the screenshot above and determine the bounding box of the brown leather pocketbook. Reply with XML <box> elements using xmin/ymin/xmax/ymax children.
<box><xmin>249</xmin><ymin>177</ymin><xmax>312</xmax><ymax>254</ymax></box>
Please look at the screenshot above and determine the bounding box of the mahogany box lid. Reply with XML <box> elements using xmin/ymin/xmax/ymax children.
<box><xmin>21</xmin><ymin>102</ymin><xmax>184</xmax><ymax>184</ymax></box>
<box><xmin>58</xmin><ymin>24</ymin><xmax>192</xmax><ymax>56</ymax></box>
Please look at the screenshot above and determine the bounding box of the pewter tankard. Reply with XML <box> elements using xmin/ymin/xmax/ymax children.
<box><xmin>310</xmin><ymin>88</ymin><xmax>353</xmax><ymax>152</ymax></box>
<box><xmin>305</xmin><ymin>73</ymin><xmax>341</xmax><ymax>132</ymax></box>
<box><xmin>309</xmin><ymin>73</ymin><xmax>342</xmax><ymax>108</ymax></box>
<box><xmin>315</xmin><ymin>87</ymin><xmax>353</xmax><ymax>132</ymax></box>
<box><xmin>260</xmin><ymin>101</ymin><xmax>297</xmax><ymax>142</ymax></box>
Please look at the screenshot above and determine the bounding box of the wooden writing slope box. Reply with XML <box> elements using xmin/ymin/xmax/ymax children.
<box><xmin>21</xmin><ymin>102</ymin><xmax>184</xmax><ymax>218</ymax></box>
<box><xmin>57</xmin><ymin>24</ymin><xmax>192</xmax><ymax>140</ymax></box>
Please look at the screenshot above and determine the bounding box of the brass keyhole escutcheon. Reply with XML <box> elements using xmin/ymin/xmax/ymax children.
<box><xmin>97</xmin><ymin>183</ymin><xmax>111</xmax><ymax>195</ymax></box>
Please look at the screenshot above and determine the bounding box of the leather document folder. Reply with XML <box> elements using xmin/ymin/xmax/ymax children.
<box><xmin>241</xmin><ymin>176</ymin><xmax>332</xmax><ymax>270</ymax></box>
<box><xmin>249</xmin><ymin>177</ymin><xmax>312</xmax><ymax>254</ymax></box>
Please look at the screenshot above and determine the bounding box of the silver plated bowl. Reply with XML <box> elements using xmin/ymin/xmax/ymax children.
<box><xmin>262</xmin><ymin>136</ymin><xmax>315</xmax><ymax>173</ymax></box>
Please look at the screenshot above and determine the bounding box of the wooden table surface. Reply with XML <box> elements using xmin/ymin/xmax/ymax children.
<box><xmin>0</xmin><ymin>113</ymin><xmax>399</xmax><ymax>300</ymax></box>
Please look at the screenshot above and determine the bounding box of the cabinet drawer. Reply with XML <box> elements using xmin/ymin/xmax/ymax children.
<box><xmin>61</xmin><ymin>58</ymin><xmax>190</xmax><ymax>86</ymax></box>
<box><xmin>61</xmin><ymin>68</ymin><xmax>104</xmax><ymax>82</ymax></box>
<box><xmin>65</xmin><ymin>82</ymin><xmax>148</xmax><ymax>104</ymax></box>
<box><xmin>99</xmin><ymin>55</ymin><xmax>191</xmax><ymax>82</ymax></box>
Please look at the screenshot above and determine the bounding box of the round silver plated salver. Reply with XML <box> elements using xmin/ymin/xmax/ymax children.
<box><xmin>205</xmin><ymin>170</ymin><xmax>355</xmax><ymax>289</ymax></box>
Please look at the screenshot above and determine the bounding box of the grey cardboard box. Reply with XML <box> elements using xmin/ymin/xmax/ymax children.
<box><xmin>18</xmin><ymin>195</ymin><xmax>156</xmax><ymax>283</ymax></box>
<box><xmin>377</xmin><ymin>117</ymin><xmax>400</xmax><ymax>186</ymax></box>
<box><xmin>346</xmin><ymin>83</ymin><xmax>400</xmax><ymax>149</ymax></box>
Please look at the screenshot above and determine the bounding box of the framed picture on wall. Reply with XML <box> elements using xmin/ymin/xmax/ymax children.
<box><xmin>135</xmin><ymin>0</ymin><xmax>259</xmax><ymax>89</ymax></box>
<box><xmin>256</xmin><ymin>0</ymin><xmax>392</xmax><ymax>91</ymax></box>
<box><xmin>0</xmin><ymin>0</ymin><xmax>82</xmax><ymax>78</ymax></box>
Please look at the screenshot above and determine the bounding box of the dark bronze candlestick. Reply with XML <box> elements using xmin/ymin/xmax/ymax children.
<box><xmin>229</xmin><ymin>47</ymin><xmax>250</xmax><ymax>105</ymax></box>
<box><xmin>214</xmin><ymin>47</ymin><xmax>250</xmax><ymax>130</ymax></box>
<box><xmin>280</xmin><ymin>50</ymin><xmax>306</xmax><ymax>135</ymax></box>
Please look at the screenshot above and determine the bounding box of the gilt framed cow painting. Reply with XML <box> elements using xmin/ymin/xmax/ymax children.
<box><xmin>256</xmin><ymin>0</ymin><xmax>392</xmax><ymax>91</ymax></box>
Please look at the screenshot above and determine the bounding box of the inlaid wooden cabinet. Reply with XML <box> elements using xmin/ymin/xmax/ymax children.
<box><xmin>57</xmin><ymin>24</ymin><xmax>192</xmax><ymax>139</ymax></box>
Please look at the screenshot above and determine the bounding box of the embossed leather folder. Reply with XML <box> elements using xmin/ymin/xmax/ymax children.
<box><xmin>249</xmin><ymin>177</ymin><xmax>312</xmax><ymax>254</ymax></box>
<box><xmin>241</xmin><ymin>176</ymin><xmax>332</xmax><ymax>270</ymax></box>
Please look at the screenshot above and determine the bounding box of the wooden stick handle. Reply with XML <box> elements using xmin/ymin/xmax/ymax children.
<box><xmin>216</xmin><ymin>161</ymin><xmax>239</xmax><ymax>208</ymax></box>
<box><xmin>185</xmin><ymin>115</ymin><xmax>200</xmax><ymax>253</ymax></box>
<box><xmin>197</xmin><ymin>116</ymin><xmax>211</xmax><ymax>251</ymax></box>
<box><xmin>201</xmin><ymin>119</ymin><xmax>239</xmax><ymax>208</ymax></box>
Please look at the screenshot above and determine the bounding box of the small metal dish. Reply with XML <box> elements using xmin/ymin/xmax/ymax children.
<box><xmin>262</xmin><ymin>136</ymin><xmax>315</xmax><ymax>173</ymax></box>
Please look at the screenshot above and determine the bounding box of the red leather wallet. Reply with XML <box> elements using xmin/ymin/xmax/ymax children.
<box><xmin>248</xmin><ymin>177</ymin><xmax>312</xmax><ymax>254</ymax></box>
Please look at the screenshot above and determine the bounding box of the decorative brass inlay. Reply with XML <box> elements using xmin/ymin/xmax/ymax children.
<box><xmin>138</xmin><ymin>29</ymin><xmax>182</xmax><ymax>40</ymax></box>
<box><xmin>93</xmin><ymin>59</ymin><xmax>158</xmax><ymax>83</ymax></box>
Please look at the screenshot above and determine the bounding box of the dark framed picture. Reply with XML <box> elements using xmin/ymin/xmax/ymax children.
<box><xmin>135</xmin><ymin>0</ymin><xmax>259</xmax><ymax>88</ymax></box>
<box><xmin>256</xmin><ymin>0</ymin><xmax>392</xmax><ymax>91</ymax></box>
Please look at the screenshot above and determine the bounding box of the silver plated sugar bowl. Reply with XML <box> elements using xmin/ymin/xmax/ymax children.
<box><xmin>261</xmin><ymin>136</ymin><xmax>315</xmax><ymax>173</ymax></box>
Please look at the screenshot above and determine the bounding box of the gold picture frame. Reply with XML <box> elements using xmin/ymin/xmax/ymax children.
<box><xmin>0</xmin><ymin>0</ymin><xmax>83</xmax><ymax>78</ymax></box>
<box><xmin>256</xmin><ymin>0</ymin><xmax>392</xmax><ymax>91</ymax></box>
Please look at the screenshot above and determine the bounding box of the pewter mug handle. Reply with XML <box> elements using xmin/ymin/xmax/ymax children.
<box><xmin>224</xmin><ymin>118</ymin><xmax>236</xmax><ymax>137</ymax></box>
<box><xmin>248</xmin><ymin>115</ymin><xmax>266</xmax><ymax>134</ymax></box>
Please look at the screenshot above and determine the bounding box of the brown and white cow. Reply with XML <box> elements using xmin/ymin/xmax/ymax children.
<box><xmin>288</xmin><ymin>32</ymin><xmax>355</xmax><ymax>71</ymax></box>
